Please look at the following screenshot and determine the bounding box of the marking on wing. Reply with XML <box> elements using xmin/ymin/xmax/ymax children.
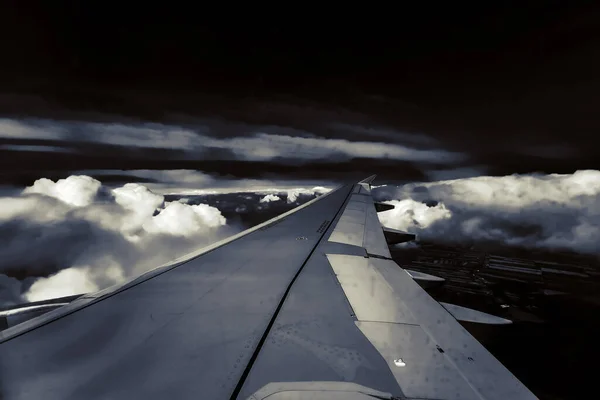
<box><xmin>356</xmin><ymin>321</ymin><xmax>480</xmax><ymax>400</ymax></box>
<box><xmin>316</xmin><ymin>220</ymin><xmax>330</xmax><ymax>233</ymax></box>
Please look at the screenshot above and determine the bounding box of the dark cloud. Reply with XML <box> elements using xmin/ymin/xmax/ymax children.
<box><xmin>0</xmin><ymin>118</ymin><xmax>461</xmax><ymax>184</ymax></box>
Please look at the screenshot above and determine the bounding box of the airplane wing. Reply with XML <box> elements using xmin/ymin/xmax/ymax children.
<box><xmin>0</xmin><ymin>176</ymin><xmax>538</xmax><ymax>400</ymax></box>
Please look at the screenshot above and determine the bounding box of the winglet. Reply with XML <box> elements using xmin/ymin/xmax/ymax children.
<box><xmin>359</xmin><ymin>174</ymin><xmax>377</xmax><ymax>184</ymax></box>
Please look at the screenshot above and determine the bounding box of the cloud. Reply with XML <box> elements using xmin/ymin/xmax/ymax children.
<box><xmin>89</xmin><ymin>122</ymin><xmax>205</xmax><ymax>150</ymax></box>
<box><xmin>285</xmin><ymin>187</ymin><xmax>331</xmax><ymax>203</ymax></box>
<box><xmin>379</xmin><ymin>199</ymin><xmax>452</xmax><ymax>230</ymax></box>
<box><xmin>145</xmin><ymin>202</ymin><xmax>226</xmax><ymax>236</ymax></box>
<box><xmin>25</xmin><ymin>268</ymin><xmax>100</xmax><ymax>302</ymax></box>
<box><xmin>0</xmin><ymin>118</ymin><xmax>65</xmax><ymax>140</ymax></box>
<box><xmin>203</xmin><ymin>133</ymin><xmax>464</xmax><ymax>163</ymax></box>
<box><xmin>0</xmin><ymin>274</ymin><xmax>23</xmax><ymax>306</ymax></box>
<box><xmin>82</xmin><ymin>169</ymin><xmax>215</xmax><ymax>186</ymax></box>
<box><xmin>0</xmin><ymin>175</ymin><xmax>231</xmax><ymax>303</ymax></box>
<box><xmin>424</xmin><ymin>166</ymin><xmax>489</xmax><ymax>182</ymax></box>
<box><xmin>1</xmin><ymin>118</ymin><xmax>464</xmax><ymax>165</ymax></box>
<box><xmin>0</xmin><ymin>144</ymin><xmax>77</xmax><ymax>153</ymax></box>
<box><xmin>23</xmin><ymin>175</ymin><xmax>102</xmax><ymax>207</ymax></box>
<box><xmin>259</xmin><ymin>194</ymin><xmax>281</xmax><ymax>203</ymax></box>
<box><xmin>329</xmin><ymin>123</ymin><xmax>437</xmax><ymax>146</ymax></box>
<box><xmin>376</xmin><ymin>170</ymin><xmax>600</xmax><ymax>254</ymax></box>
<box><xmin>134</xmin><ymin>173</ymin><xmax>336</xmax><ymax>196</ymax></box>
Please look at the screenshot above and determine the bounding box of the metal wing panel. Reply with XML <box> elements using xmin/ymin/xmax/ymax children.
<box><xmin>239</xmin><ymin>181</ymin><xmax>537</xmax><ymax>400</ymax></box>
<box><xmin>0</xmin><ymin>184</ymin><xmax>354</xmax><ymax>400</ymax></box>
<box><xmin>325</xmin><ymin>254</ymin><xmax>418</xmax><ymax>324</ymax></box>
<box><xmin>362</xmin><ymin>199</ymin><xmax>392</xmax><ymax>258</ymax></box>
<box><xmin>237</xmin><ymin>252</ymin><xmax>403</xmax><ymax>399</ymax></box>
<box><xmin>372</xmin><ymin>260</ymin><xmax>537</xmax><ymax>399</ymax></box>
<box><xmin>356</xmin><ymin>322</ymin><xmax>480</xmax><ymax>400</ymax></box>
<box><xmin>327</xmin><ymin>191</ymin><xmax>390</xmax><ymax>258</ymax></box>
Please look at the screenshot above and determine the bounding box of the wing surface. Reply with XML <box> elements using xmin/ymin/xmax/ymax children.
<box><xmin>0</xmin><ymin>183</ymin><xmax>354</xmax><ymax>400</ymax></box>
<box><xmin>236</xmin><ymin>179</ymin><xmax>538</xmax><ymax>400</ymax></box>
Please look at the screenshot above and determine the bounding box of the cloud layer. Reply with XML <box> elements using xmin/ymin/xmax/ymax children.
<box><xmin>0</xmin><ymin>174</ymin><xmax>334</xmax><ymax>306</ymax></box>
<box><xmin>375</xmin><ymin>170</ymin><xmax>600</xmax><ymax>254</ymax></box>
<box><xmin>0</xmin><ymin>118</ymin><xmax>463</xmax><ymax>164</ymax></box>
<box><xmin>4</xmin><ymin>169</ymin><xmax>598</xmax><ymax>307</ymax></box>
<box><xmin>0</xmin><ymin>175</ymin><xmax>231</xmax><ymax>305</ymax></box>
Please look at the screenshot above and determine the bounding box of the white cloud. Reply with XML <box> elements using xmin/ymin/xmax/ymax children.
<box><xmin>25</xmin><ymin>268</ymin><xmax>100</xmax><ymax>302</ymax></box>
<box><xmin>0</xmin><ymin>175</ymin><xmax>231</xmax><ymax>303</ymax></box>
<box><xmin>259</xmin><ymin>194</ymin><xmax>281</xmax><ymax>203</ymax></box>
<box><xmin>377</xmin><ymin>170</ymin><xmax>600</xmax><ymax>254</ymax></box>
<box><xmin>145</xmin><ymin>202</ymin><xmax>226</xmax><ymax>236</ymax></box>
<box><xmin>156</xmin><ymin>179</ymin><xmax>335</xmax><ymax>197</ymax></box>
<box><xmin>23</xmin><ymin>175</ymin><xmax>102</xmax><ymax>207</ymax></box>
<box><xmin>285</xmin><ymin>187</ymin><xmax>332</xmax><ymax>203</ymax></box>
<box><xmin>311</xmin><ymin>186</ymin><xmax>332</xmax><ymax>195</ymax></box>
<box><xmin>379</xmin><ymin>199</ymin><xmax>452</xmax><ymax>231</ymax></box>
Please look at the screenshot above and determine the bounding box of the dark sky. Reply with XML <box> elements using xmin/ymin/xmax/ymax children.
<box><xmin>1</xmin><ymin>2</ymin><xmax>599</xmax><ymax>183</ymax></box>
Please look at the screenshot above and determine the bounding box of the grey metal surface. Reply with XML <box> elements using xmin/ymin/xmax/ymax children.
<box><xmin>358</xmin><ymin>175</ymin><xmax>377</xmax><ymax>184</ymax></box>
<box><xmin>357</xmin><ymin>183</ymin><xmax>371</xmax><ymax>195</ymax></box>
<box><xmin>326</xmin><ymin>254</ymin><xmax>418</xmax><ymax>324</ymax></box>
<box><xmin>370</xmin><ymin>257</ymin><xmax>537</xmax><ymax>399</ymax></box>
<box><xmin>373</xmin><ymin>202</ymin><xmax>395</xmax><ymax>213</ymax></box>
<box><xmin>362</xmin><ymin>200</ymin><xmax>392</xmax><ymax>258</ymax></box>
<box><xmin>382</xmin><ymin>227</ymin><xmax>416</xmax><ymax>244</ymax></box>
<box><xmin>237</xmin><ymin>245</ymin><xmax>403</xmax><ymax>399</ymax></box>
<box><xmin>247</xmin><ymin>381</ymin><xmax>393</xmax><ymax>400</ymax></box>
<box><xmin>405</xmin><ymin>269</ymin><xmax>446</xmax><ymax>289</ymax></box>
<box><xmin>0</xmin><ymin>184</ymin><xmax>354</xmax><ymax>400</ymax></box>
<box><xmin>238</xmin><ymin>181</ymin><xmax>537</xmax><ymax>400</ymax></box>
<box><xmin>0</xmin><ymin>303</ymin><xmax>68</xmax><ymax>329</ymax></box>
<box><xmin>328</xmin><ymin>192</ymin><xmax>391</xmax><ymax>259</ymax></box>
<box><xmin>356</xmin><ymin>322</ymin><xmax>480</xmax><ymax>400</ymax></box>
<box><xmin>440</xmin><ymin>302</ymin><xmax>513</xmax><ymax>325</ymax></box>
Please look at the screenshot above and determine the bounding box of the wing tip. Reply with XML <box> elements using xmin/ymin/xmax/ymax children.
<box><xmin>359</xmin><ymin>174</ymin><xmax>377</xmax><ymax>184</ymax></box>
